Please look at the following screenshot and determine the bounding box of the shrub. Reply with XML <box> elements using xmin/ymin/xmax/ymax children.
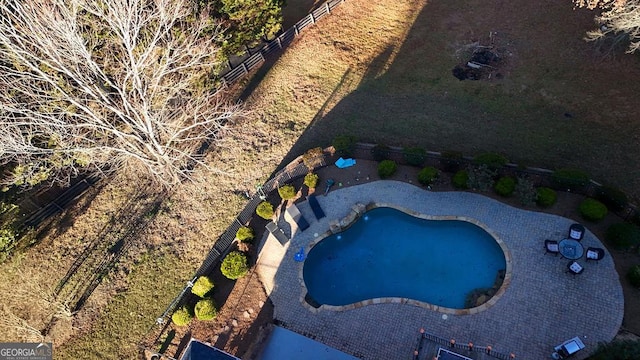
<box><xmin>440</xmin><ymin>150</ymin><xmax>463</xmax><ymax>172</ymax></box>
<box><xmin>191</xmin><ymin>276</ymin><xmax>214</xmax><ymax>298</ymax></box>
<box><xmin>332</xmin><ymin>135</ymin><xmax>356</xmax><ymax>157</ymax></box>
<box><xmin>377</xmin><ymin>160</ymin><xmax>397</xmax><ymax>179</ymax></box>
<box><xmin>194</xmin><ymin>298</ymin><xmax>218</xmax><ymax>321</ymax></box>
<box><xmin>596</xmin><ymin>185</ymin><xmax>628</xmax><ymax>212</ymax></box>
<box><xmin>278</xmin><ymin>185</ymin><xmax>296</xmax><ymax>200</ymax></box>
<box><xmin>579</xmin><ymin>198</ymin><xmax>608</xmax><ymax>222</ymax></box>
<box><xmin>302</xmin><ymin>147</ymin><xmax>324</xmax><ymax>170</ymax></box>
<box><xmin>515</xmin><ymin>177</ymin><xmax>536</xmax><ymax>206</ymax></box>
<box><xmin>536</xmin><ymin>187</ymin><xmax>557</xmax><ymax>207</ymax></box>
<box><xmin>452</xmin><ymin>170</ymin><xmax>469</xmax><ymax>189</ymax></box>
<box><xmin>417</xmin><ymin>167</ymin><xmax>439</xmax><ymax>186</ymax></box>
<box><xmin>605</xmin><ymin>223</ymin><xmax>640</xmax><ymax>250</ymax></box>
<box><xmin>221</xmin><ymin>251</ymin><xmax>249</xmax><ymax>280</ymax></box>
<box><xmin>589</xmin><ymin>339</ymin><xmax>640</xmax><ymax>360</ymax></box>
<box><xmin>235</xmin><ymin>226</ymin><xmax>254</xmax><ymax>243</ymax></box>
<box><xmin>628</xmin><ymin>265</ymin><xmax>640</xmax><ymax>288</ymax></box>
<box><xmin>467</xmin><ymin>164</ymin><xmax>496</xmax><ymax>192</ymax></box>
<box><xmin>371</xmin><ymin>144</ymin><xmax>391</xmax><ymax>161</ymax></box>
<box><xmin>303</xmin><ymin>173</ymin><xmax>319</xmax><ymax>189</ymax></box>
<box><xmin>494</xmin><ymin>176</ymin><xmax>516</xmax><ymax>197</ymax></box>
<box><xmin>171</xmin><ymin>306</ymin><xmax>193</xmax><ymax>326</ymax></box>
<box><xmin>403</xmin><ymin>147</ymin><xmax>426</xmax><ymax>166</ymax></box>
<box><xmin>0</xmin><ymin>228</ymin><xmax>16</xmax><ymax>251</ymax></box>
<box><xmin>256</xmin><ymin>201</ymin><xmax>274</xmax><ymax>220</ymax></box>
<box><xmin>473</xmin><ymin>152</ymin><xmax>508</xmax><ymax>170</ymax></box>
<box><xmin>551</xmin><ymin>168</ymin><xmax>590</xmax><ymax>191</ymax></box>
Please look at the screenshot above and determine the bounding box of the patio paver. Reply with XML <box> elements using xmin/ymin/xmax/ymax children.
<box><xmin>255</xmin><ymin>180</ymin><xmax>623</xmax><ymax>360</ymax></box>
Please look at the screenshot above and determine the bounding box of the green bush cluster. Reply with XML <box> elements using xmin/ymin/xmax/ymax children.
<box><xmin>371</xmin><ymin>144</ymin><xmax>391</xmax><ymax>161</ymax></box>
<box><xmin>221</xmin><ymin>251</ymin><xmax>249</xmax><ymax>280</ymax></box>
<box><xmin>403</xmin><ymin>147</ymin><xmax>426</xmax><ymax>166</ymax></box>
<box><xmin>605</xmin><ymin>223</ymin><xmax>640</xmax><ymax>250</ymax></box>
<box><xmin>589</xmin><ymin>339</ymin><xmax>640</xmax><ymax>360</ymax></box>
<box><xmin>332</xmin><ymin>135</ymin><xmax>356</xmax><ymax>157</ymax></box>
<box><xmin>473</xmin><ymin>152</ymin><xmax>508</xmax><ymax>170</ymax></box>
<box><xmin>494</xmin><ymin>176</ymin><xmax>516</xmax><ymax>197</ymax></box>
<box><xmin>452</xmin><ymin>170</ymin><xmax>469</xmax><ymax>189</ymax></box>
<box><xmin>417</xmin><ymin>167</ymin><xmax>439</xmax><ymax>186</ymax></box>
<box><xmin>194</xmin><ymin>298</ymin><xmax>218</xmax><ymax>321</ymax></box>
<box><xmin>171</xmin><ymin>306</ymin><xmax>193</xmax><ymax>327</ymax></box>
<box><xmin>256</xmin><ymin>201</ymin><xmax>274</xmax><ymax>220</ymax></box>
<box><xmin>191</xmin><ymin>276</ymin><xmax>214</xmax><ymax>298</ymax></box>
<box><xmin>536</xmin><ymin>187</ymin><xmax>557</xmax><ymax>207</ymax></box>
<box><xmin>440</xmin><ymin>151</ymin><xmax>463</xmax><ymax>172</ymax></box>
<box><xmin>235</xmin><ymin>226</ymin><xmax>254</xmax><ymax>243</ymax></box>
<box><xmin>596</xmin><ymin>185</ymin><xmax>628</xmax><ymax>212</ymax></box>
<box><xmin>278</xmin><ymin>185</ymin><xmax>296</xmax><ymax>200</ymax></box>
<box><xmin>0</xmin><ymin>228</ymin><xmax>16</xmax><ymax>251</ymax></box>
<box><xmin>551</xmin><ymin>168</ymin><xmax>590</xmax><ymax>191</ymax></box>
<box><xmin>579</xmin><ymin>198</ymin><xmax>608</xmax><ymax>222</ymax></box>
<box><xmin>377</xmin><ymin>160</ymin><xmax>397</xmax><ymax>179</ymax></box>
<box><xmin>303</xmin><ymin>173</ymin><xmax>319</xmax><ymax>189</ymax></box>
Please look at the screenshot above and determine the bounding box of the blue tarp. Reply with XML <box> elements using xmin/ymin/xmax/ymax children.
<box><xmin>335</xmin><ymin>157</ymin><xmax>356</xmax><ymax>168</ymax></box>
<box><xmin>307</xmin><ymin>195</ymin><xmax>325</xmax><ymax>220</ymax></box>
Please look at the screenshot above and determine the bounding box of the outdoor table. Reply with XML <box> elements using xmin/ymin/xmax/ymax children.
<box><xmin>559</xmin><ymin>238</ymin><xmax>584</xmax><ymax>260</ymax></box>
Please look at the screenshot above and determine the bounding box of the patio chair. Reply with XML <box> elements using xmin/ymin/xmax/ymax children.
<box><xmin>585</xmin><ymin>247</ymin><xmax>605</xmax><ymax>262</ymax></box>
<box><xmin>544</xmin><ymin>240</ymin><xmax>560</xmax><ymax>256</ymax></box>
<box><xmin>566</xmin><ymin>261</ymin><xmax>584</xmax><ymax>275</ymax></box>
<box><xmin>568</xmin><ymin>223</ymin><xmax>585</xmax><ymax>241</ymax></box>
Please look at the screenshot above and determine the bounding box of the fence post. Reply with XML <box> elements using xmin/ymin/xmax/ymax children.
<box><xmin>326</xmin><ymin>2</ymin><xmax>330</xmax><ymax>13</ymax></box>
<box><xmin>310</xmin><ymin>13</ymin><xmax>315</xmax><ymax>24</ymax></box>
<box><xmin>277</xmin><ymin>37</ymin><xmax>283</xmax><ymax>49</ymax></box>
<box><xmin>242</xmin><ymin>63</ymin><xmax>249</xmax><ymax>75</ymax></box>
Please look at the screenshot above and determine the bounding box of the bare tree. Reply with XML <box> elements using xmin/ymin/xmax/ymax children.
<box><xmin>0</xmin><ymin>0</ymin><xmax>242</xmax><ymax>187</ymax></box>
<box><xmin>575</xmin><ymin>0</ymin><xmax>640</xmax><ymax>54</ymax></box>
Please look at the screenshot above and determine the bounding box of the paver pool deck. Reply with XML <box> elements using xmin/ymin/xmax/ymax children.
<box><xmin>255</xmin><ymin>180</ymin><xmax>623</xmax><ymax>360</ymax></box>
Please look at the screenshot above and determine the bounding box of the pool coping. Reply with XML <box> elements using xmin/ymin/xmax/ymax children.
<box><xmin>297</xmin><ymin>202</ymin><xmax>513</xmax><ymax>315</ymax></box>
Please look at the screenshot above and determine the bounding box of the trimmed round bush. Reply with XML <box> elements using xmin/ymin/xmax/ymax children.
<box><xmin>221</xmin><ymin>251</ymin><xmax>249</xmax><ymax>280</ymax></box>
<box><xmin>473</xmin><ymin>152</ymin><xmax>508</xmax><ymax>170</ymax></box>
<box><xmin>256</xmin><ymin>201</ymin><xmax>274</xmax><ymax>220</ymax></box>
<box><xmin>371</xmin><ymin>144</ymin><xmax>391</xmax><ymax>161</ymax></box>
<box><xmin>194</xmin><ymin>298</ymin><xmax>218</xmax><ymax>321</ymax></box>
<box><xmin>596</xmin><ymin>185</ymin><xmax>628</xmax><ymax>212</ymax></box>
<box><xmin>278</xmin><ymin>185</ymin><xmax>296</xmax><ymax>200</ymax></box>
<box><xmin>191</xmin><ymin>276</ymin><xmax>214</xmax><ymax>298</ymax></box>
<box><xmin>403</xmin><ymin>147</ymin><xmax>426</xmax><ymax>166</ymax></box>
<box><xmin>417</xmin><ymin>167</ymin><xmax>439</xmax><ymax>186</ymax></box>
<box><xmin>452</xmin><ymin>170</ymin><xmax>469</xmax><ymax>189</ymax></box>
<box><xmin>171</xmin><ymin>306</ymin><xmax>193</xmax><ymax>327</ymax></box>
<box><xmin>332</xmin><ymin>135</ymin><xmax>356</xmax><ymax>157</ymax></box>
<box><xmin>551</xmin><ymin>168</ymin><xmax>589</xmax><ymax>191</ymax></box>
<box><xmin>235</xmin><ymin>226</ymin><xmax>254</xmax><ymax>243</ymax></box>
<box><xmin>579</xmin><ymin>198</ymin><xmax>608</xmax><ymax>222</ymax></box>
<box><xmin>628</xmin><ymin>265</ymin><xmax>640</xmax><ymax>288</ymax></box>
<box><xmin>494</xmin><ymin>176</ymin><xmax>516</xmax><ymax>197</ymax></box>
<box><xmin>303</xmin><ymin>173</ymin><xmax>319</xmax><ymax>189</ymax></box>
<box><xmin>536</xmin><ymin>187</ymin><xmax>557</xmax><ymax>207</ymax></box>
<box><xmin>605</xmin><ymin>223</ymin><xmax>640</xmax><ymax>250</ymax></box>
<box><xmin>377</xmin><ymin>160</ymin><xmax>397</xmax><ymax>179</ymax></box>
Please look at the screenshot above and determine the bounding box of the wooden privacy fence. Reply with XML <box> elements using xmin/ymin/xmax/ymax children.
<box><xmin>218</xmin><ymin>0</ymin><xmax>347</xmax><ymax>86</ymax></box>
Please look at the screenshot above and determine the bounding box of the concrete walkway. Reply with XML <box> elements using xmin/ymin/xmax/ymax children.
<box><xmin>255</xmin><ymin>181</ymin><xmax>623</xmax><ymax>360</ymax></box>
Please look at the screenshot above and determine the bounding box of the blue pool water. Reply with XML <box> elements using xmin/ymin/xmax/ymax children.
<box><xmin>303</xmin><ymin>207</ymin><xmax>506</xmax><ymax>309</ymax></box>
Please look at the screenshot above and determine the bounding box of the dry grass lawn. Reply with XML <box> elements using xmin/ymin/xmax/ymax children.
<box><xmin>1</xmin><ymin>0</ymin><xmax>640</xmax><ymax>358</ymax></box>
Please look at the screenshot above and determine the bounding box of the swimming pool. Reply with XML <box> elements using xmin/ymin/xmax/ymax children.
<box><xmin>302</xmin><ymin>207</ymin><xmax>507</xmax><ymax>310</ymax></box>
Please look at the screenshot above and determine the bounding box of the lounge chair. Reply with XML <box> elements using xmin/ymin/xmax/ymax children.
<box><xmin>265</xmin><ymin>221</ymin><xmax>289</xmax><ymax>245</ymax></box>
<box><xmin>568</xmin><ymin>223</ymin><xmax>585</xmax><ymax>241</ymax></box>
<box><xmin>566</xmin><ymin>261</ymin><xmax>584</xmax><ymax>275</ymax></box>
<box><xmin>285</xmin><ymin>204</ymin><xmax>310</xmax><ymax>231</ymax></box>
<box><xmin>307</xmin><ymin>195</ymin><xmax>325</xmax><ymax>220</ymax></box>
<box><xmin>585</xmin><ymin>247</ymin><xmax>605</xmax><ymax>262</ymax></box>
<box><xmin>544</xmin><ymin>240</ymin><xmax>560</xmax><ymax>256</ymax></box>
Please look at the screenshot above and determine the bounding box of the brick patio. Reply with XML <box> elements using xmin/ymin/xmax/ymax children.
<box><xmin>256</xmin><ymin>180</ymin><xmax>623</xmax><ymax>360</ymax></box>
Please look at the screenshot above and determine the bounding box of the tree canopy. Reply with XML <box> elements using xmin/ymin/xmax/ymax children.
<box><xmin>575</xmin><ymin>0</ymin><xmax>640</xmax><ymax>53</ymax></box>
<box><xmin>0</xmin><ymin>0</ymin><xmax>242</xmax><ymax>188</ymax></box>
